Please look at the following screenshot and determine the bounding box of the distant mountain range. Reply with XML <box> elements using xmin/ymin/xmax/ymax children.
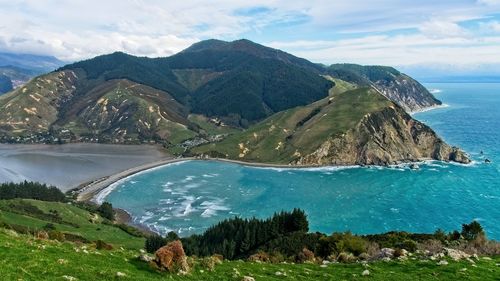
<box><xmin>0</xmin><ymin>52</ymin><xmax>66</xmax><ymax>94</ymax></box>
<box><xmin>0</xmin><ymin>39</ymin><xmax>469</xmax><ymax>165</ymax></box>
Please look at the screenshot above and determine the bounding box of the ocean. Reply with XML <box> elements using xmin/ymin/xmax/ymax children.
<box><xmin>103</xmin><ymin>83</ymin><xmax>500</xmax><ymax>239</ymax></box>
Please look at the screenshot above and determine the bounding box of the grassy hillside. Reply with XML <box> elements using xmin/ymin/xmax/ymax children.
<box><xmin>0</xmin><ymin>199</ymin><xmax>144</xmax><ymax>249</ymax></box>
<box><xmin>0</xmin><ymin>228</ymin><xmax>499</xmax><ymax>280</ymax></box>
<box><xmin>191</xmin><ymin>83</ymin><xmax>391</xmax><ymax>163</ymax></box>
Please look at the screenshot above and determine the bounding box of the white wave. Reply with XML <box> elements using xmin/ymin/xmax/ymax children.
<box><xmin>390</xmin><ymin>208</ymin><xmax>399</xmax><ymax>213</ymax></box>
<box><xmin>411</xmin><ymin>104</ymin><xmax>450</xmax><ymax>114</ymax></box>
<box><xmin>181</xmin><ymin>175</ymin><xmax>196</xmax><ymax>183</ymax></box>
<box><xmin>253</xmin><ymin>165</ymin><xmax>360</xmax><ymax>172</ymax></box>
<box><xmin>202</xmin><ymin>173</ymin><xmax>219</xmax><ymax>178</ymax></box>
<box><xmin>429</xmin><ymin>88</ymin><xmax>442</xmax><ymax>94</ymax></box>
<box><xmin>185</xmin><ymin>183</ymin><xmax>201</xmax><ymax>189</ymax></box>
<box><xmin>174</xmin><ymin>196</ymin><xmax>196</xmax><ymax>217</ymax></box>
<box><xmin>200</xmin><ymin>198</ymin><xmax>230</xmax><ymax>218</ymax></box>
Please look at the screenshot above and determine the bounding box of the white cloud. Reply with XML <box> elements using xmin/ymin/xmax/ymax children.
<box><xmin>268</xmin><ymin>33</ymin><xmax>500</xmax><ymax>69</ymax></box>
<box><xmin>0</xmin><ymin>0</ymin><xmax>499</xmax><ymax>74</ymax></box>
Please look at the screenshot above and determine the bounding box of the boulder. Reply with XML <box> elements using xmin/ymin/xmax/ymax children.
<box><xmin>445</xmin><ymin>248</ymin><xmax>470</xmax><ymax>261</ymax></box>
<box><xmin>378</xmin><ymin>248</ymin><xmax>395</xmax><ymax>259</ymax></box>
<box><xmin>242</xmin><ymin>276</ymin><xmax>255</xmax><ymax>281</ymax></box>
<box><xmin>437</xmin><ymin>260</ymin><xmax>449</xmax><ymax>266</ymax></box>
<box><xmin>153</xmin><ymin>240</ymin><xmax>190</xmax><ymax>273</ymax></box>
<box><xmin>362</xmin><ymin>269</ymin><xmax>370</xmax><ymax>276</ymax></box>
<box><xmin>139</xmin><ymin>254</ymin><xmax>154</xmax><ymax>263</ymax></box>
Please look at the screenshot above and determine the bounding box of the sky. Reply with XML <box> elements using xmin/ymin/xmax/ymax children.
<box><xmin>1</xmin><ymin>0</ymin><xmax>500</xmax><ymax>77</ymax></box>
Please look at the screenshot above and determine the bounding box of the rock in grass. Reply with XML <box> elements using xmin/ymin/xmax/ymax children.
<box><xmin>153</xmin><ymin>240</ymin><xmax>189</xmax><ymax>273</ymax></box>
<box><xmin>437</xmin><ymin>260</ymin><xmax>449</xmax><ymax>266</ymax></box>
<box><xmin>362</xmin><ymin>269</ymin><xmax>370</xmax><ymax>276</ymax></box>
<box><xmin>62</xmin><ymin>276</ymin><xmax>77</xmax><ymax>281</ymax></box>
<box><xmin>445</xmin><ymin>248</ymin><xmax>470</xmax><ymax>261</ymax></box>
<box><xmin>116</xmin><ymin>272</ymin><xmax>126</xmax><ymax>277</ymax></box>
<box><xmin>241</xmin><ymin>276</ymin><xmax>255</xmax><ymax>281</ymax></box>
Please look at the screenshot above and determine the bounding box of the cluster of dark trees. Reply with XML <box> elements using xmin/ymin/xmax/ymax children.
<box><xmin>146</xmin><ymin>208</ymin><xmax>487</xmax><ymax>261</ymax></box>
<box><xmin>97</xmin><ymin>202</ymin><xmax>115</xmax><ymax>221</ymax></box>
<box><xmin>0</xmin><ymin>181</ymin><xmax>66</xmax><ymax>202</ymax></box>
<box><xmin>146</xmin><ymin>209</ymin><xmax>310</xmax><ymax>259</ymax></box>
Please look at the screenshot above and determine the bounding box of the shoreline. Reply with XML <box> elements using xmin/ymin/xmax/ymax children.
<box><xmin>75</xmin><ymin>155</ymin><xmax>459</xmax><ymax>203</ymax></box>
<box><xmin>410</xmin><ymin>103</ymin><xmax>449</xmax><ymax>115</ymax></box>
<box><xmin>75</xmin><ymin>157</ymin><xmax>349</xmax><ymax>202</ymax></box>
<box><xmin>75</xmin><ymin>157</ymin><xmax>193</xmax><ymax>202</ymax></box>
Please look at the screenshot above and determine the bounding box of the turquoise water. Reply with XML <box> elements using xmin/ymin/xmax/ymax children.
<box><xmin>103</xmin><ymin>83</ymin><xmax>500</xmax><ymax>239</ymax></box>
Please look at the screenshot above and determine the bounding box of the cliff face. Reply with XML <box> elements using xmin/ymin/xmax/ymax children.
<box><xmin>327</xmin><ymin>64</ymin><xmax>441</xmax><ymax>113</ymax></box>
<box><xmin>373</xmin><ymin>74</ymin><xmax>442</xmax><ymax>113</ymax></box>
<box><xmin>295</xmin><ymin>105</ymin><xmax>470</xmax><ymax>166</ymax></box>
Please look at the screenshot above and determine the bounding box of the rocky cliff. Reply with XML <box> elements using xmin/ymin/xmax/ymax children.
<box><xmin>373</xmin><ymin>74</ymin><xmax>442</xmax><ymax>113</ymax></box>
<box><xmin>327</xmin><ymin>64</ymin><xmax>441</xmax><ymax>112</ymax></box>
<box><xmin>294</xmin><ymin>105</ymin><xmax>470</xmax><ymax>166</ymax></box>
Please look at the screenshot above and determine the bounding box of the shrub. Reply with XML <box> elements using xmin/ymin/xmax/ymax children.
<box><xmin>199</xmin><ymin>256</ymin><xmax>218</xmax><ymax>271</ymax></box>
<box><xmin>145</xmin><ymin>235</ymin><xmax>167</xmax><ymax>253</ymax></box>
<box><xmin>297</xmin><ymin>247</ymin><xmax>315</xmax><ymax>263</ymax></box>
<box><xmin>461</xmin><ymin>221</ymin><xmax>484</xmax><ymax>241</ymax></box>
<box><xmin>43</xmin><ymin>223</ymin><xmax>56</xmax><ymax>231</ymax></box>
<box><xmin>398</xmin><ymin>239</ymin><xmax>417</xmax><ymax>252</ymax></box>
<box><xmin>418</xmin><ymin>239</ymin><xmax>443</xmax><ymax>255</ymax></box>
<box><xmin>48</xmin><ymin>230</ymin><xmax>65</xmax><ymax>241</ymax></box>
<box><xmin>116</xmin><ymin>223</ymin><xmax>144</xmax><ymax>238</ymax></box>
<box><xmin>336</xmin><ymin>252</ymin><xmax>356</xmax><ymax>263</ymax></box>
<box><xmin>97</xmin><ymin>202</ymin><xmax>114</xmax><ymax>221</ymax></box>
<box><xmin>95</xmin><ymin>240</ymin><xmax>113</xmax><ymax>250</ymax></box>
<box><xmin>248</xmin><ymin>251</ymin><xmax>271</xmax><ymax>263</ymax></box>
<box><xmin>331</xmin><ymin>232</ymin><xmax>367</xmax><ymax>256</ymax></box>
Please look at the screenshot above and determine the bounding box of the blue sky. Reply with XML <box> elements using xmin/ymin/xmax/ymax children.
<box><xmin>1</xmin><ymin>0</ymin><xmax>500</xmax><ymax>76</ymax></box>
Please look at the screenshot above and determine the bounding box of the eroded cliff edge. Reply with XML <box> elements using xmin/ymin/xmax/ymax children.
<box><xmin>294</xmin><ymin>105</ymin><xmax>470</xmax><ymax>166</ymax></box>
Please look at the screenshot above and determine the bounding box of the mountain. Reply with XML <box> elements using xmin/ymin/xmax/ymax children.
<box><xmin>0</xmin><ymin>53</ymin><xmax>66</xmax><ymax>95</ymax></box>
<box><xmin>327</xmin><ymin>64</ymin><xmax>441</xmax><ymax>112</ymax></box>
<box><xmin>0</xmin><ymin>39</ymin><xmax>468</xmax><ymax>165</ymax></box>
<box><xmin>0</xmin><ymin>74</ymin><xmax>12</xmax><ymax>93</ymax></box>
<box><xmin>0</xmin><ymin>52</ymin><xmax>65</xmax><ymax>73</ymax></box>
<box><xmin>192</xmin><ymin>79</ymin><xmax>469</xmax><ymax>165</ymax></box>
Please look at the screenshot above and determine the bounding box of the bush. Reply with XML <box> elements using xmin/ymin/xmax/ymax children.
<box><xmin>398</xmin><ymin>239</ymin><xmax>417</xmax><ymax>252</ymax></box>
<box><xmin>97</xmin><ymin>202</ymin><xmax>114</xmax><ymax>221</ymax></box>
<box><xmin>145</xmin><ymin>235</ymin><xmax>167</xmax><ymax>253</ymax></box>
<box><xmin>95</xmin><ymin>240</ymin><xmax>113</xmax><ymax>250</ymax></box>
<box><xmin>43</xmin><ymin>223</ymin><xmax>56</xmax><ymax>231</ymax></box>
<box><xmin>116</xmin><ymin>223</ymin><xmax>144</xmax><ymax>238</ymax></box>
<box><xmin>297</xmin><ymin>247</ymin><xmax>315</xmax><ymax>263</ymax></box>
<box><xmin>248</xmin><ymin>251</ymin><xmax>270</xmax><ymax>263</ymax></box>
<box><xmin>48</xmin><ymin>230</ymin><xmax>65</xmax><ymax>241</ymax></box>
<box><xmin>461</xmin><ymin>221</ymin><xmax>484</xmax><ymax>241</ymax></box>
<box><xmin>336</xmin><ymin>252</ymin><xmax>356</xmax><ymax>263</ymax></box>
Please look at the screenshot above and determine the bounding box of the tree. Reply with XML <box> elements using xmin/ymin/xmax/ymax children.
<box><xmin>145</xmin><ymin>235</ymin><xmax>167</xmax><ymax>253</ymax></box>
<box><xmin>97</xmin><ymin>202</ymin><xmax>114</xmax><ymax>221</ymax></box>
<box><xmin>461</xmin><ymin>221</ymin><xmax>484</xmax><ymax>241</ymax></box>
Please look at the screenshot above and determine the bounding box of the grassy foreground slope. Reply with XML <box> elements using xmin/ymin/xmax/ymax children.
<box><xmin>1</xmin><ymin>228</ymin><xmax>499</xmax><ymax>281</ymax></box>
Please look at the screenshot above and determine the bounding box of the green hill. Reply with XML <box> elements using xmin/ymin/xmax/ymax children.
<box><xmin>191</xmin><ymin>79</ymin><xmax>469</xmax><ymax>165</ymax></box>
<box><xmin>0</xmin><ymin>199</ymin><xmax>144</xmax><ymax>249</ymax></box>
<box><xmin>0</xmin><ymin>39</ymin><xmax>466</xmax><ymax>165</ymax></box>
